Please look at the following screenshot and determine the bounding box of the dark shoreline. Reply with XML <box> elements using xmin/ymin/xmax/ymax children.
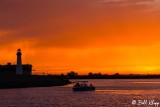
<box><xmin>66</xmin><ymin>71</ymin><xmax>160</xmax><ymax>79</ymax></box>
<box><xmin>0</xmin><ymin>75</ymin><xmax>71</xmax><ymax>89</ymax></box>
<box><xmin>0</xmin><ymin>74</ymin><xmax>160</xmax><ymax>89</ymax></box>
<box><xmin>67</xmin><ymin>75</ymin><xmax>160</xmax><ymax>79</ymax></box>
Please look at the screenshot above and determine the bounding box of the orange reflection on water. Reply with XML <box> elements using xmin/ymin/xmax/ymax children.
<box><xmin>133</xmin><ymin>82</ymin><xmax>160</xmax><ymax>84</ymax></box>
<box><xmin>96</xmin><ymin>90</ymin><xmax>160</xmax><ymax>95</ymax></box>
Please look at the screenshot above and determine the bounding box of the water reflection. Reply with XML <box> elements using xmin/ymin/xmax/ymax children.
<box><xmin>96</xmin><ymin>89</ymin><xmax>160</xmax><ymax>95</ymax></box>
<box><xmin>133</xmin><ymin>82</ymin><xmax>160</xmax><ymax>84</ymax></box>
<box><xmin>0</xmin><ymin>79</ymin><xmax>159</xmax><ymax>107</ymax></box>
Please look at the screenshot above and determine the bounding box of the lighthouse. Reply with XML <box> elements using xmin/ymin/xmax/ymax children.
<box><xmin>16</xmin><ymin>49</ymin><xmax>23</xmax><ymax>75</ymax></box>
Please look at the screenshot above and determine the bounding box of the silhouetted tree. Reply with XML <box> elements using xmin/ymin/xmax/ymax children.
<box><xmin>104</xmin><ymin>74</ymin><xmax>108</xmax><ymax>76</ymax></box>
<box><xmin>60</xmin><ymin>73</ymin><xmax>65</xmax><ymax>76</ymax></box>
<box><xmin>114</xmin><ymin>73</ymin><xmax>120</xmax><ymax>76</ymax></box>
<box><xmin>94</xmin><ymin>72</ymin><xmax>102</xmax><ymax>76</ymax></box>
<box><xmin>48</xmin><ymin>74</ymin><xmax>53</xmax><ymax>76</ymax></box>
<box><xmin>90</xmin><ymin>72</ymin><xmax>102</xmax><ymax>78</ymax></box>
<box><xmin>88</xmin><ymin>72</ymin><xmax>93</xmax><ymax>76</ymax></box>
<box><xmin>67</xmin><ymin>71</ymin><xmax>78</xmax><ymax>78</ymax></box>
<box><xmin>112</xmin><ymin>73</ymin><xmax>120</xmax><ymax>78</ymax></box>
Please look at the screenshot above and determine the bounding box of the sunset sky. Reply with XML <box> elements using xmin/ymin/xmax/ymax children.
<box><xmin>1</xmin><ymin>0</ymin><xmax>160</xmax><ymax>74</ymax></box>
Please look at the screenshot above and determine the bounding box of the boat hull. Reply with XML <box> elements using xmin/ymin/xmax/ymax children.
<box><xmin>73</xmin><ymin>86</ymin><xmax>95</xmax><ymax>91</ymax></box>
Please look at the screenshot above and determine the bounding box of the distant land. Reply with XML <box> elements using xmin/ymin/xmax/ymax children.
<box><xmin>1</xmin><ymin>71</ymin><xmax>160</xmax><ymax>89</ymax></box>
<box><xmin>62</xmin><ymin>71</ymin><xmax>160</xmax><ymax>79</ymax></box>
<box><xmin>0</xmin><ymin>75</ymin><xmax>71</xmax><ymax>89</ymax></box>
<box><xmin>0</xmin><ymin>49</ymin><xmax>71</xmax><ymax>89</ymax></box>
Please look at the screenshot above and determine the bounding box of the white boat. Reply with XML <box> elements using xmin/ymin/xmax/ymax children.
<box><xmin>72</xmin><ymin>81</ymin><xmax>95</xmax><ymax>91</ymax></box>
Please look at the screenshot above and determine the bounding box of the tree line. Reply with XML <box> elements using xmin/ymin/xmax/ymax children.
<box><xmin>59</xmin><ymin>71</ymin><xmax>160</xmax><ymax>79</ymax></box>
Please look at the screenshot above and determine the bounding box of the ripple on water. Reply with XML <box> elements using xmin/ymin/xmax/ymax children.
<box><xmin>0</xmin><ymin>79</ymin><xmax>159</xmax><ymax>107</ymax></box>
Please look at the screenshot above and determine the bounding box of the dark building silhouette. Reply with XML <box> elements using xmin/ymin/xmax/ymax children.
<box><xmin>0</xmin><ymin>63</ymin><xmax>32</xmax><ymax>75</ymax></box>
<box><xmin>0</xmin><ymin>49</ymin><xmax>32</xmax><ymax>75</ymax></box>
<box><xmin>16</xmin><ymin>49</ymin><xmax>23</xmax><ymax>75</ymax></box>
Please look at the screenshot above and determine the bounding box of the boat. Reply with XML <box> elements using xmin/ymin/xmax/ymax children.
<box><xmin>72</xmin><ymin>81</ymin><xmax>95</xmax><ymax>91</ymax></box>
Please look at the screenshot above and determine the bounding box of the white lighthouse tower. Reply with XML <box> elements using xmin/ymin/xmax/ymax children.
<box><xmin>16</xmin><ymin>49</ymin><xmax>23</xmax><ymax>75</ymax></box>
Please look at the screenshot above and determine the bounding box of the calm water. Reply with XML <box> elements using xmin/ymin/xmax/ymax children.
<box><xmin>0</xmin><ymin>79</ymin><xmax>160</xmax><ymax>107</ymax></box>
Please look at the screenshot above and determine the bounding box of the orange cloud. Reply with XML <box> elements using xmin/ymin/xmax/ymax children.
<box><xmin>1</xmin><ymin>0</ymin><xmax>160</xmax><ymax>74</ymax></box>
